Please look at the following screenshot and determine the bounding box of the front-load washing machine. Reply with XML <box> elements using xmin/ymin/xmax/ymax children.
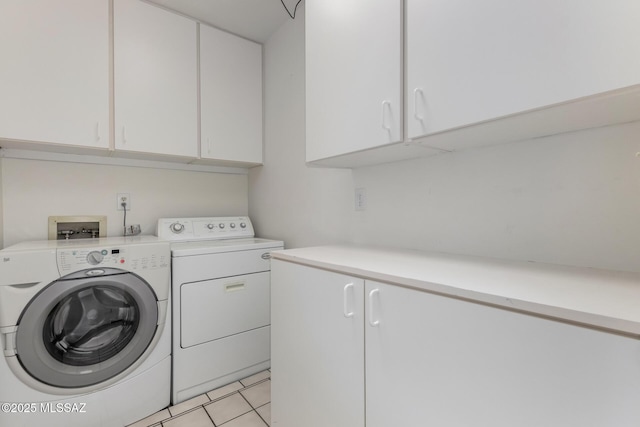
<box><xmin>0</xmin><ymin>236</ymin><xmax>171</xmax><ymax>427</ymax></box>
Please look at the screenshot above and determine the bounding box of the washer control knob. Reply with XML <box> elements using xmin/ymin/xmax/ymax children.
<box><xmin>240</xmin><ymin>222</ymin><xmax>246</xmax><ymax>229</ymax></box>
<box><xmin>219</xmin><ymin>223</ymin><xmax>225</xmax><ymax>229</ymax></box>
<box><xmin>207</xmin><ymin>223</ymin><xmax>214</xmax><ymax>230</ymax></box>
<box><xmin>87</xmin><ymin>251</ymin><xmax>104</xmax><ymax>265</ymax></box>
<box><xmin>230</xmin><ymin>223</ymin><xmax>236</xmax><ymax>229</ymax></box>
<box><xmin>170</xmin><ymin>222</ymin><xmax>185</xmax><ymax>233</ymax></box>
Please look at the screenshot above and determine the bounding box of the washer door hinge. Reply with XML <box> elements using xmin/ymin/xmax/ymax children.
<box><xmin>0</xmin><ymin>326</ymin><xmax>18</xmax><ymax>356</ymax></box>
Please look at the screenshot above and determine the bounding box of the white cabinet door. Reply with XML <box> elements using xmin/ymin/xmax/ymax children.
<box><xmin>271</xmin><ymin>260</ymin><xmax>365</xmax><ymax>427</ymax></box>
<box><xmin>305</xmin><ymin>0</ymin><xmax>402</xmax><ymax>162</ymax></box>
<box><xmin>114</xmin><ymin>0</ymin><xmax>198</xmax><ymax>158</ymax></box>
<box><xmin>0</xmin><ymin>0</ymin><xmax>109</xmax><ymax>149</ymax></box>
<box><xmin>200</xmin><ymin>25</ymin><xmax>262</xmax><ymax>165</ymax></box>
<box><xmin>406</xmin><ymin>0</ymin><xmax>640</xmax><ymax>140</ymax></box>
<box><xmin>365</xmin><ymin>280</ymin><xmax>640</xmax><ymax>427</ymax></box>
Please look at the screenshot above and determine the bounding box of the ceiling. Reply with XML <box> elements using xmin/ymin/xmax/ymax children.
<box><xmin>145</xmin><ymin>0</ymin><xmax>299</xmax><ymax>43</ymax></box>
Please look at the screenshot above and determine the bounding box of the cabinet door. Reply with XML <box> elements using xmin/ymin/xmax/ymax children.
<box><xmin>271</xmin><ymin>261</ymin><xmax>364</xmax><ymax>427</ymax></box>
<box><xmin>0</xmin><ymin>0</ymin><xmax>109</xmax><ymax>149</ymax></box>
<box><xmin>200</xmin><ymin>25</ymin><xmax>262</xmax><ymax>165</ymax></box>
<box><xmin>114</xmin><ymin>0</ymin><xmax>198</xmax><ymax>158</ymax></box>
<box><xmin>406</xmin><ymin>0</ymin><xmax>640</xmax><ymax>140</ymax></box>
<box><xmin>305</xmin><ymin>0</ymin><xmax>402</xmax><ymax>162</ymax></box>
<box><xmin>365</xmin><ymin>280</ymin><xmax>640</xmax><ymax>427</ymax></box>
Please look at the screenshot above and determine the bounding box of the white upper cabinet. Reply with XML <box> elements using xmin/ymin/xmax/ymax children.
<box><xmin>406</xmin><ymin>0</ymin><xmax>640</xmax><ymax>141</ymax></box>
<box><xmin>306</xmin><ymin>0</ymin><xmax>640</xmax><ymax>166</ymax></box>
<box><xmin>0</xmin><ymin>0</ymin><xmax>109</xmax><ymax>150</ymax></box>
<box><xmin>200</xmin><ymin>25</ymin><xmax>263</xmax><ymax>165</ymax></box>
<box><xmin>114</xmin><ymin>0</ymin><xmax>198</xmax><ymax>159</ymax></box>
<box><xmin>305</xmin><ymin>0</ymin><xmax>403</xmax><ymax>163</ymax></box>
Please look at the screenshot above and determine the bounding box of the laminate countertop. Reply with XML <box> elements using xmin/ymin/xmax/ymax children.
<box><xmin>271</xmin><ymin>245</ymin><xmax>640</xmax><ymax>337</ymax></box>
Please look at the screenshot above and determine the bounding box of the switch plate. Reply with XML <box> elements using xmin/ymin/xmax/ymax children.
<box><xmin>117</xmin><ymin>193</ymin><xmax>131</xmax><ymax>211</ymax></box>
<box><xmin>355</xmin><ymin>188</ymin><xmax>366</xmax><ymax>211</ymax></box>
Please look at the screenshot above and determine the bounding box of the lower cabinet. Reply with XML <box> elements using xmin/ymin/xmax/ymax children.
<box><xmin>272</xmin><ymin>260</ymin><xmax>640</xmax><ymax>427</ymax></box>
<box><xmin>271</xmin><ymin>261</ymin><xmax>364</xmax><ymax>427</ymax></box>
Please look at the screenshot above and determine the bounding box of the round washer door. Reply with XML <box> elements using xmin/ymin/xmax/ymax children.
<box><xmin>15</xmin><ymin>269</ymin><xmax>158</xmax><ymax>388</ymax></box>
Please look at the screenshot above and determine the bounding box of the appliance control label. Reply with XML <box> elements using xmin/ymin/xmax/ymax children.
<box><xmin>57</xmin><ymin>248</ymin><xmax>169</xmax><ymax>272</ymax></box>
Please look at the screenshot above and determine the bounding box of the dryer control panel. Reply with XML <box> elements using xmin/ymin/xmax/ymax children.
<box><xmin>156</xmin><ymin>216</ymin><xmax>255</xmax><ymax>242</ymax></box>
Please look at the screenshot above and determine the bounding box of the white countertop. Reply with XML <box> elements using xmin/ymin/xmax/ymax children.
<box><xmin>272</xmin><ymin>245</ymin><xmax>640</xmax><ymax>337</ymax></box>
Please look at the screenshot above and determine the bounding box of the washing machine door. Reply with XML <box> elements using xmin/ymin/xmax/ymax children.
<box><xmin>14</xmin><ymin>268</ymin><xmax>159</xmax><ymax>389</ymax></box>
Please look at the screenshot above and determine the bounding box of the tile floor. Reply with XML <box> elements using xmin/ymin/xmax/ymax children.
<box><xmin>128</xmin><ymin>370</ymin><xmax>271</xmax><ymax>427</ymax></box>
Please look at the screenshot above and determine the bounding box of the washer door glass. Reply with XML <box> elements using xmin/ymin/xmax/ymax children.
<box><xmin>15</xmin><ymin>269</ymin><xmax>158</xmax><ymax>388</ymax></box>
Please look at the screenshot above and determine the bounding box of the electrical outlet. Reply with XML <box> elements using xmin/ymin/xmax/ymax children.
<box><xmin>355</xmin><ymin>188</ymin><xmax>366</xmax><ymax>211</ymax></box>
<box><xmin>117</xmin><ymin>193</ymin><xmax>131</xmax><ymax>211</ymax></box>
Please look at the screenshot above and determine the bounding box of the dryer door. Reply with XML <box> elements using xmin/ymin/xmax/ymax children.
<box><xmin>14</xmin><ymin>268</ymin><xmax>158</xmax><ymax>388</ymax></box>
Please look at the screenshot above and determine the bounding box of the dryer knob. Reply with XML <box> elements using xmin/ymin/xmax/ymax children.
<box><xmin>170</xmin><ymin>222</ymin><xmax>185</xmax><ymax>233</ymax></box>
<box><xmin>219</xmin><ymin>223</ymin><xmax>225</xmax><ymax>229</ymax></box>
<box><xmin>230</xmin><ymin>223</ymin><xmax>236</xmax><ymax>229</ymax></box>
<box><xmin>240</xmin><ymin>222</ymin><xmax>246</xmax><ymax>228</ymax></box>
<box><xmin>207</xmin><ymin>223</ymin><xmax>214</xmax><ymax>230</ymax></box>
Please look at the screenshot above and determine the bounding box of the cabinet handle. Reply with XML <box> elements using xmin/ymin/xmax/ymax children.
<box><xmin>368</xmin><ymin>288</ymin><xmax>380</xmax><ymax>326</ymax></box>
<box><xmin>95</xmin><ymin>122</ymin><xmax>101</xmax><ymax>142</ymax></box>
<box><xmin>381</xmin><ymin>101</ymin><xmax>392</xmax><ymax>136</ymax></box>
<box><xmin>225</xmin><ymin>282</ymin><xmax>246</xmax><ymax>292</ymax></box>
<box><xmin>414</xmin><ymin>88</ymin><xmax>425</xmax><ymax>122</ymax></box>
<box><xmin>343</xmin><ymin>283</ymin><xmax>355</xmax><ymax>318</ymax></box>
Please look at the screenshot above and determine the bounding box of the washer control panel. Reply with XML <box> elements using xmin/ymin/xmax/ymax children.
<box><xmin>156</xmin><ymin>216</ymin><xmax>255</xmax><ymax>242</ymax></box>
<box><xmin>57</xmin><ymin>245</ymin><xmax>169</xmax><ymax>273</ymax></box>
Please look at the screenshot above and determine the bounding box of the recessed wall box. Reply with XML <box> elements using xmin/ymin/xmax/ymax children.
<box><xmin>48</xmin><ymin>216</ymin><xmax>107</xmax><ymax>240</ymax></box>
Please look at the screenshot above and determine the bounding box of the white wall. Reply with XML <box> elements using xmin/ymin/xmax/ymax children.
<box><xmin>248</xmin><ymin>5</ymin><xmax>354</xmax><ymax>248</ymax></box>
<box><xmin>252</xmin><ymin>11</ymin><xmax>640</xmax><ymax>273</ymax></box>
<box><xmin>352</xmin><ymin>122</ymin><xmax>640</xmax><ymax>273</ymax></box>
<box><xmin>1</xmin><ymin>158</ymin><xmax>247</xmax><ymax>247</ymax></box>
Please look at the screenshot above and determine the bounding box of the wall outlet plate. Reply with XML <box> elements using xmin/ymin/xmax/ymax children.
<box><xmin>117</xmin><ymin>193</ymin><xmax>131</xmax><ymax>210</ymax></box>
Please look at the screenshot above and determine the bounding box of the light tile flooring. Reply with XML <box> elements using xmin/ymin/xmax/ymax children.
<box><xmin>128</xmin><ymin>370</ymin><xmax>271</xmax><ymax>427</ymax></box>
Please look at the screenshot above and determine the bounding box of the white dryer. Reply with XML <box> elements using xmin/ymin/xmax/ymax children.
<box><xmin>157</xmin><ymin>216</ymin><xmax>283</xmax><ymax>404</ymax></box>
<box><xmin>0</xmin><ymin>236</ymin><xmax>171</xmax><ymax>427</ymax></box>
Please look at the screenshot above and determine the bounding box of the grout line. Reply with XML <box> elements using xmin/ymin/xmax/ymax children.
<box><xmin>238</xmin><ymin>390</ymin><xmax>254</xmax><ymax>410</ymax></box>
<box><xmin>202</xmin><ymin>402</ymin><xmax>217</xmax><ymax>427</ymax></box>
<box><xmin>137</xmin><ymin>371</ymin><xmax>271</xmax><ymax>427</ymax></box>
<box><xmin>254</xmin><ymin>405</ymin><xmax>270</xmax><ymax>427</ymax></box>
